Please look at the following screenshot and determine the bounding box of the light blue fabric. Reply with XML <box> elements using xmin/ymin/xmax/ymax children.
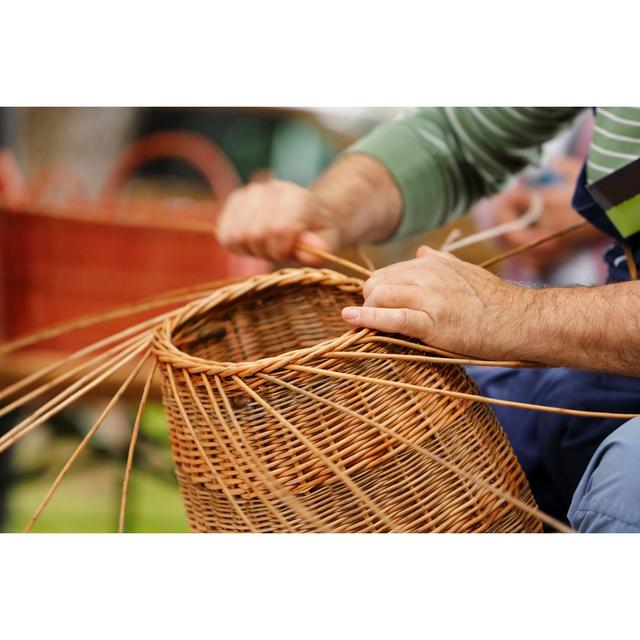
<box><xmin>568</xmin><ymin>417</ymin><xmax>640</xmax><ymax>533</ymax></box>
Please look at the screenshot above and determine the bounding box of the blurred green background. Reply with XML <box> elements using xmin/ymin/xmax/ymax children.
<box><xmin>5</xmin><ymin>403</ymin><xmax>189</xmax><ymax>533</ymax></box>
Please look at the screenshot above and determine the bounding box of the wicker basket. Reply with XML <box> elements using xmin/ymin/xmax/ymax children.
<box><xmin>154</xmin><ymin>267</ymin><xmax>542</xmax><ymax>533</ymax></box>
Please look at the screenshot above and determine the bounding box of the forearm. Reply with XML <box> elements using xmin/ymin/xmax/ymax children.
<box><xmin>348</xmin><ymin>107</ymin><xmax>583</xmax><ymax>240</ymax></box>
<box><xmin>217</xmin><ymin>152</ymin><xmax>404</xmax><ymax>263</ymax></box>
<box><xmin>340</xmin><ymin>245</ymin><xmax>640</xmax><ymax>378</ymax></box>
<box><xmin>310</xmin><ymin>153</ymin><xmax>403</xmax><ymax>247</ymax></box>
<box><xmin>218</xmin><ymin>108</ymin><xmax>584</xmax><ymax>262</ymax></box>
<box><xmin>514</xmin><ymin>282</ymin><xmax>640</xmax><ymax>375</ymax></box>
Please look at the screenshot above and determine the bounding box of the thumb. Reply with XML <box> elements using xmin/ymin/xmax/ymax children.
<box><xmin>294</xmin><ymin>229</ymin><xmax>341</xmax><ymax>265</ymax></box>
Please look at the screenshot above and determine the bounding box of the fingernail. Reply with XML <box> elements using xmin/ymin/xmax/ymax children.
<box><xmin>342</xmin><ymin>307</ymin><xmax>360</xmax><ymax>320</ymax></box>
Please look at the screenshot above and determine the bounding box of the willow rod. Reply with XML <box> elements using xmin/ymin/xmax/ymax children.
<box><xmin>623</xmin><ymin>244</ymin><xmax>638</xmax><ymax>281</ymax></box>
<box><xmin>0</xmin><ymin>312</ymin><xmax>166</xmax><ymax>404</ymax></box>
<box><xmin>479</xmin><ymin>220</ymin><xmax>589</xmax><ymax>268</ymax></box>
<box><xmin>360</xmin><ymin>335</ymin><xmax>542</xmax><ymax>366</ymax></box>
<box><xmin>290</xmin><ymin>244</ymin><xmax>372</xmax><ymax>278</ymax></box>
<box><xmin>325</xmin><ymin>350</ymin><xmax>544</xmax><ymax>369</ymax></box>
<box><xmin>287</xmin><ymin>364</ymin><xmax>640</xmax><ymax>421</ymax></box>
<box><xmin>118</xmin><ymin>361</ymin><xmax>157</xmax><ymax>533</ymax></box>
<box><xmin>0</xmin><ymin>336</ymin><xmax>151</xmax><ymax>454</ymax></box>
<box><xmin>302</xmin><ymin>220</ymin><xmax>591</xmax><ymax>281</ymax></box>
<box><xmin>0</xmin><ymin>330</ymin><xmax>153</xmax><ymax>420</ymax></box>
<box><xmin>24</xmin><ymin>352</ymin><xmax>151</xmax><ymax>532</ymax></box>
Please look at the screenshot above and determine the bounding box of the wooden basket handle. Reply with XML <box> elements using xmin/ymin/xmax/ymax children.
<box><xmin>100</xmin><ymin>131</ymin><xmax>242</xmax><ymax>204</ymax></box>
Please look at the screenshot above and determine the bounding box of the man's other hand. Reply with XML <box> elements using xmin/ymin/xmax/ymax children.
<box><xmin>217</xmin><ymin>180</ymin><xmax>341</xmax><ymax>265</ymax></box>
<box><xmin>341</xmin><ymin>245</ymin><xmax>526</xmax><ymax>360</ymax></box>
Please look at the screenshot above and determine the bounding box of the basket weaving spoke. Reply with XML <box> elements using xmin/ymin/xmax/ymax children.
<box><xmin>0</xmin><ymin>290</ymin><xmax>198</xmax><ymax>357</ymax></box>
<box><xmin>24</xmin><ymin>351</ymin><xmax>152</xmax><ymax>532</ymax></box>
<box><xmin>286</xmin><ymin>364</ymin><xmax>639</xmax><ymax>421</ymax></box>
<box><xmin>0</xmin><ymin>335</ymin><xmax>152</xmax><ymax>454</ymax></box>
<box><xmin>361</xmin><ymin>335</ymin><xmax>495</xmax><ymax>359</ymax></box>
<box><xmin>0</xmin><ymin>305</ymin><xmax>183</xmax><ymax>406</ymax></box>
<box><xmin>118</xmin><ymin>362</ymin><xmax>157</xmax><ymax>533</ymax></box>
<box><xmin>325</xmin><ymin>349</ymin><xmax>544</xmax><ymax>369</ymax></box>
<box><xmin>0</xmin><ymin>222</ymin><xmax>251</xmax><ymax>354</ymax></box>
<box><xmin>0</xmin><ymin>330</ymin><xmax>154</xmax><ymax>420</ymax></box>
<box><xmin>166</xmin><ymin>367</ymin><xmax>257</xmax><ymax>532</ymax></box>
<box><xmin>358</xmin><ymin>335</ymin><xmax>546</xmax><ymax>368</ymax></box>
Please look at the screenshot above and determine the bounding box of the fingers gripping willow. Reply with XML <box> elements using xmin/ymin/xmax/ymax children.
<box><xmin>153</xmin><ymin>268</ymin><xmax>542</xmax><ymax>533</ymax></box>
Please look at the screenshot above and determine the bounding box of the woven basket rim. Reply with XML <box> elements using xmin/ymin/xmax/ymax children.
<box><xmin>153</xmin><ymin>267</ymin><xmax>372</xmax><ymax>375</ymax></box>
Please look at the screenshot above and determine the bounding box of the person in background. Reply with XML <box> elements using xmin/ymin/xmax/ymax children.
<box><xmin>473</xmin><ymin>111</ymin><xmax>608</xmax><ymax>284</ymax></box>
<box><xmin>217</xmin><ymin>107</ymin><xmax>640</xmax><ymax>532</ymax></box>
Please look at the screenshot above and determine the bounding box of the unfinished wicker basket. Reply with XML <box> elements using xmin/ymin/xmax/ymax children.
<box><xmin>4</xmin><ymin>218</ymin><xmax>632</xmax><ymax>534</ymax></box>
<box><xmin>153</xmin><ymin>267</ymin><xmax>542</xmax><ymax>533</ymax></box>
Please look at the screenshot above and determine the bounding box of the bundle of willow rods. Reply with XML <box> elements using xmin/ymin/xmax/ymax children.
<box><xmin>1</xmin><ymin>221</ymin><xmax>634</xmax><ymax>533</ymax></box>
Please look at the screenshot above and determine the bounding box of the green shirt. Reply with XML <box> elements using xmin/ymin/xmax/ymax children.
<box><xmin>348</xmin><ymin>107</ymin><xmax>640</xmax><ymax>239</ymax></box>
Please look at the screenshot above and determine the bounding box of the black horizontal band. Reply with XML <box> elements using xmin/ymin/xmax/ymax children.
<box><xmin>588</xmin><ymin>157</ymin><xmax>640</xmax><ymax>210</ymax></box>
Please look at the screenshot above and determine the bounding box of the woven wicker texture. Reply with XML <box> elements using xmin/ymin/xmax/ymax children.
<box><xmin>154</xmin><ymin>268</ymin><xmax>542</xmax><ymax>533</ymax></box>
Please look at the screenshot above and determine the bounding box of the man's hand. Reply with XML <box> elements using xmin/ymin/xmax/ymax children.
<box><xmin>341</xmin><ymin>244</ymin><xmax>640</xmax><ymax>376</ymax></box>
<box><xmin>341</xmin><ymin>245</ymin><xmax>528</xmax><ymax>360</ymax></box>
<box><xmin>216</xmin><ymin>154</ymin><xmax>403</xmax><ymax>266</ymax></box>
<box><xmin>217</xmin><ymin>180</ymin><xmax>340</xmax><ymax>265</ymax></box>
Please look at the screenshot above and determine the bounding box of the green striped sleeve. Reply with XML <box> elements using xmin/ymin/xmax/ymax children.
<box><xmin>347</xmin><ymin>107</ymin><xmax>584</xmax><ymax>239</ymax></box>
<box><xmin>588</xmin><ymin>108</ymin><xmax>640</xmax><ymax>183</ymax></box>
